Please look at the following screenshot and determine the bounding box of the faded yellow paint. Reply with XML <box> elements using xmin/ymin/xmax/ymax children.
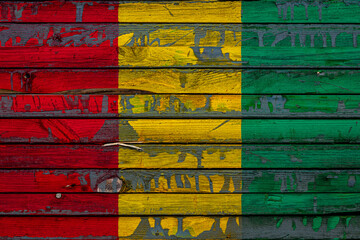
<box><xmin>116</xmin><ymin>27</ymin><xmax>242</xmax><ymax>67</ymax></box>
<box><xmin>117</xmin><ymin>69</ymin><xmax>242</xmax><ymax>94</ymax></box>
<box><xmin>117</xmin><ymin>217</ymin><xmax>240</xmax><ymax>238</ymax></box>
<box><xmin>183</xmin><ymin>217</ymin><xmax>216</xmax><ymax>236</ymax></box>
<box><xmin>118</xmin><ymin>1</ymin><xmax>242</xmax><ymax>23</ymax></box>
<box><xmin>118</xmin><ymin>46</ymin><xmax>242</xmax><ymax>67</ymax></box>
<box><xmin>117</xmin><ymin>95</ymin><xmax>242</xmax><ymax>115</ymax></box>
<box><xmin>117</xmin><ymin>146</ymin><xmax>242</xmax><ymax>168</ymax></box>
<box><xmin>124</xmin><ymin>119</ymin><xmax>242</xmax><ymax>143</ymax></box>
<box><xmin>118</xmin><ymin>46</ymin><xmax>198</xmax><ymax>67</ymax></box>
<box><xmin>117</xmin><ymin>194</ymin><xmax>242</xmax><ymax>215</ymax></box>
<box><xmin>123</xmin><ymin>174</ymin><xmax>240</xmax><ymax>193</ymax></box>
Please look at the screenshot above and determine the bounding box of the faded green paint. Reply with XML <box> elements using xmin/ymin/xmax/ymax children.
<box><xmin>328</xmin><ymin>216</ymin><xmax>341</xmax><ymax>231</ymax></box>
<box><xmin>242</xmin><ymin>0</ymin><xmax>360</xmax><ymax>23</ymax></box>
<box><xmin>241</xmin><ymin>95</ymin><xmax>360</xmax><ymax>117</ymax></box>
<box><xmin>238</xmin><ymin>24</ymin><xmax>360</xmax><ymax>68</ymax></box>
<box><xmin>313</xmin><ymin>217</ymin><xmax>322</xmax><ymax>232</ymax></box>
<box><xmin>276</xmin><ymin>217</ymin><xmax>283</xmax><ymax>228</ymax></box>
<box><xmin>241</xmin><ymin>193</ymin><xmax>360</xmax><ymax>214</ymax></box>
<box><xmin>303</xmin><ymin>216</ymin><xmax>308</xmax><ymax>226</ymax></box>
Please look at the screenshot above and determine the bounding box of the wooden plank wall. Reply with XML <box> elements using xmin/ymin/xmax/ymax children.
<box><xmin>0</xmin><ymin>0</ymin><xmax>360</xmax><ymax>239</ymax></box>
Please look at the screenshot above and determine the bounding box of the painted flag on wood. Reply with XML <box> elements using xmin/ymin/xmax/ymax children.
<box><xmin>0</xmin><ymin>0</ymin><xmax>360</xmax><ymax>239</ymax></box>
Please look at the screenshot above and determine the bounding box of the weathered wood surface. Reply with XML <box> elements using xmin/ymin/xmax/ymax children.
<box><xmin>2</xmin><ymin>193</ymin><xmax>360</xmax><ymax>215</ymax></box>
<box><xmin>1</xmin><ymin>119</ymin><xmax>360</xmax><ymax>143</ymax></box>
<box><xmin>2</xmin><ymin>169</ymin><xmax>360</xmax><ymax>193</ymax></box>
<box><xmin>1</xmin><ymin>0</ymin><xmax>360</xmax><ymax>23</ymax></box>
<box><xmin>3</xmin><ymin>94</ymin><xmax>360</xmax><ymax>118</ymax></box>
<box><xmin>3</xmin><ymin>144</ymin><xmax>360</xmax><ymax>169</ymax></box>
<box><xmin>0</xmin><ymin>215</ymin><xmax>359</xmax><ymax>239</ymax></box>
<box><xmin>1</xmin><ymin>0</ymin><xmax>359</xmax><ymax>239</ymax></box>
<box><xmin>2</xmin><ymin>69</ymin><xmax>360</xmax><ymax>94</ymax></box>
<box><xmin>1</xmin><ymin>24</ymin><xmax>360</xmax><ymax>67</ymax></box>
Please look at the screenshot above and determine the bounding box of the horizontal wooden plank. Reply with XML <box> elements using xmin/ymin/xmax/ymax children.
<box><xmin>1</xmin><ymin>169</ymin><xmax>360</xmax><ymax>193</ymax></box>
<box><xmin>2</xmin><ymin>144</ymin><xmax>360</xmax><ymax>169</ymax></box>
<box><xmin>1</xmin><ymin>119</ymin><xmax>360</xmax><ymax>143</ymax></box>
<box><xmin>0</xmin><ymin>1</ymin><xmax>118</xmax><ymax>23</ymax></box>
<box><xmin>0</xmin><ymin>0</ymin><xmax>241</xmax><ymax>23</ymax></box>
<box><xmin>1</xmin><ymin>215</ymin><xmax>360</xmax><ymax>239</ymax></box>
<box><xmin>2</xmin><ymin>69</ymin><xmax>360</xmax><ymax>94</ymax></box>
<box><xmin>1</xmin><ymin>24</ymin><xmax>360</xmax><ymax>67</ymax></box>
<box><xmin>1</xmin><ymin>1</ymin><xmax>360</xmax><ymax>23</ymax></box>
<box><xmin>2</xmin><ymin>94</ymin><xmax>360</xmax><ymax>118</ymax></box>
<box><xmin>2</xmin><ymin>193</ymin><xmax>360</xmax><ymax>215</ymax></box>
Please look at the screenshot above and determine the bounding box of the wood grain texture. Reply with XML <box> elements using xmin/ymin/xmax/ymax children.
<box><xmin>2</xmin><ymin>193</ymin><xmax>360</xmax><ymax>215</ymax></box>
<box><xmin>3</xmin><ymin>144</ymin><xmax>360</xmax><ymax>169</ymax></box>
<box><xmin>2</xmin><ymin>69</ymin><xmax>360</xmax><ymax>94</ymax></box>
<box><xmin>1</xmin><ymin>169</ymin><xmax>360</xmax><ymax>193</ymax></box>
<box><xmin>0</xmin><ymin>193</ymin><xmax>241</xmax><ymax>215</ymax></box>
<box><xmin>1</xmin><ymin>1</ymin><xmax>360</xmax><ymax>24</ymax></box>
<box><xmin>3</xmin><ymin>94</ymin><xmax>360</xmax><ymax>118</ymax></box>
<box><xmin>1</xmin><ymin>24</ymin><xmax>360</xmax><ymax>67</ymax></box>
<box><xmin>1</xmin><ymin>215</ymin><xmax>360</xmax><ymax>239</ymax></box>
<box><xmin>1</xmin><ymin>119</ymin><xmax>360</xmax><ymax>143</ymax></box>
<box><xmin>1</xmin><ymin>1</ymin><xmax>359</xmax><ymax>238</ymax></box>
<box><xmin>0</xmin><ymin>215</ymin><xmax>358</xmax><ymax>239</ymax></box>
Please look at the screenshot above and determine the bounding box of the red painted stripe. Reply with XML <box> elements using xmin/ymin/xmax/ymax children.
<box><xmin>0</xmin><ymin>95</ymin><xmax>118</xmax><ymax>116</ymax></box>
<box><xmin>0</xmin><ymin>47</ymin><xmax>118</xmax><ymax>68</ymax></box>
<box><xmin>0</xmin><ymin>145</ymin><xmax>118</xmax><ymax>168</ymax></box>
<box><xmin>0</xmin><ymin>70</ymin><xmax>119</xmax><ymax>93</ymax></box>
<box><xmin>0</xmin><ymin>194</ymin><xmax>118</xmax><ymax>215</ymax></box>
<box><xmin>0</xmin><ymin>1</ymin><xmax>118</xmax><ymax>22</ymax></box>
<box><xmin>0</xmin><ymin>119</ymin><xmax>119</xmax><ymax>143</ymax></box>
<box><xmin>0</xmin><ymin>217</ymin><xmax>118</xmax><ymax>238</ymax></box>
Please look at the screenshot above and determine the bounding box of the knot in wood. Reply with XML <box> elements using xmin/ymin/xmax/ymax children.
<box><xmin>97</xmin><ymin>177</ymin><xmax>124</xmax><ymax>193</ymax></box>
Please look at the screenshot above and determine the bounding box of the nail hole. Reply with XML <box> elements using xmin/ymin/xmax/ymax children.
<box><xmin>55</xmin><ymin>193</ymin><xmax>62</xmax><ymax>199</ymax></box>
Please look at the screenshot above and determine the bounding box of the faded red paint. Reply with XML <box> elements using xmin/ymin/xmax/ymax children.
<box><xmin>1</xmin><ymin>95</ymin><xmax>118</xmax><ymax>114</ymax></box>
<box><xmin>0</xmin><ymin>170</ymin><xmax>93</xmax><ymax>192</ymax></box>
<box><xmin>0</xmin><ymin>1</ymin><xmax>118</xmax><ymax>22</ymax></box>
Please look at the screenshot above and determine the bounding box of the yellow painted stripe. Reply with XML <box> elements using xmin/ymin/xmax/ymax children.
<box><xmin>117</xmin><ymin>119</ymin><xmax>242</xmax><ymax>143</ymax></box>
<box><xmin>117</xmin><ymin>69</ymin><xmax>242</xmax><ymax>94</ymax></box>
<box><xmin>117</xmin><ymin>2</ymin><xmax>242</xmax><ymax>237</ymax></box>
<box><xmin>118</xmin><ymin>1</ymin><xmax>242</xmax><ymax>23</ymax></box>
<box><xmin>117</xmin><ymin>194</ymin><xmax>241</xmax><ymax>215</ymax></box>
<box><xmin>117</xmin><ymin>145</ymin><xmax>242</xmax><ymax>168</ymax></box>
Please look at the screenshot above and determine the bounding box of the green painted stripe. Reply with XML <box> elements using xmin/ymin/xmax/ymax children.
<box><xmin>240</xmin><ymin>144</ymin><xmax>360</xmax><ymax>169</ymax></box>
<box><xmin>241</xmin><ymin>119</ymin><xmax>360</xmax><ymax>143</ymax></box>
<box><xmin>241</xmin><ymin>69</ymin><xmax>360</xmax><ymax>94</ymax></box>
